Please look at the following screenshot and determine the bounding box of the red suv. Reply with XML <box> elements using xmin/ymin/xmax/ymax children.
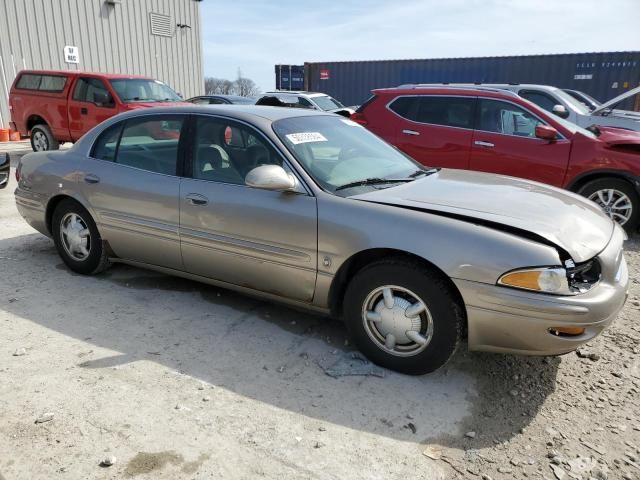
<box><xmin>352</xmin><ymin>86</ymin><xmax>640</xmax><ymax>232</ymax></box>
<box><xmin>9</xmin><ymin>70</ymin><xmax>186</xmax><ymax>152</ymax></box>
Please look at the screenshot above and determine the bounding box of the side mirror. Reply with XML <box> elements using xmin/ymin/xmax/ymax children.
<box><xmin>551</xmin><ymin>104</ymin><xmax>569</xmax><ymax>119</ymax></box>
<box><xmin>93</xmin><ymin>91</ymin><xmax>114</xmax><ymax>107</ymax></box>
<box><xmin>0</xmin><ymin>152</ymin><xmax>9</xmax><ymax>189</ymax></box>
<box><xmin>535</xmin><ymin>124</ymin><xmax>558</xmax><ymax>141</ymax></box>
<box><xmin>245</xmin><ymin>165</ymin><xmax>296</xmax><ymax>191</ymax></box>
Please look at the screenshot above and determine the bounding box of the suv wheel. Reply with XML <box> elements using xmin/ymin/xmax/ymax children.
<box><xmin>578</xmin><ymin>178</ymin><xmax>639</xmax><ymax>233</ymax></box>
<box><xmin>343</xmin><ymin>258</ymin><xmax>463</xmax><ymax>375</ymax></box>
<box><xmin>52</xmin><ymin>199</ymin><xmax>111</xmax><ymax>274</ymax></box>
<box><xmin>30</xmin><ymin>124</ymin><xmax>59</xmax><ymax>152</ymax></box>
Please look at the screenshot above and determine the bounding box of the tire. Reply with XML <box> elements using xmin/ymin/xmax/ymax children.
<box><xmin>52</xmin><ymin>199</ymin><xmax>111</xmax><ymax>275</ymax></box>
<box><xmin>343</xmin><ymin>258</ymin><xmax>463</xmax><ymax>375</ymax></box>
<box><xmin>577</xmin><ymin>178</ymin><xmax>639</xmax><ymax>233</ymax></box>
<box><xmin>30</xmin><ymin>124</ymin><xmax>59</xmax><ymax>152</ymax></box>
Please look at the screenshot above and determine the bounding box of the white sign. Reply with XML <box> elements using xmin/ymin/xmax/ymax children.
<box><xmin>64</xmin><ymin>46</ymin><xmax>79</xmax><ymax>64</ymax></box>
<box><xmin>285</xmin><ymin>132</ymin><xmax>328</xmax><ymax>145</ymax></box>
<box><xmin>573</xmin><ymin>74</ymin><xmax>593</xmax><ymax>80</ymax></box>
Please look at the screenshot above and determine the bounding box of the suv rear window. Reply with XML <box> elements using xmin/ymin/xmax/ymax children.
<box><xmin>16</xmin><ymin>74</ymin><xmax>67</xmax><ymax>92</ymax></box>
<box><xmin>389</xmin><ymin>96</ymin><xmax>475</xmax><ymax>129</ymax></box>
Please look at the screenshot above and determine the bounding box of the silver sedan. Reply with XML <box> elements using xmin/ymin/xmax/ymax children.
<box><xmin>14</xmin><ymin>106</ymin><xmax>629</xmax><ymax>374</ymax></box>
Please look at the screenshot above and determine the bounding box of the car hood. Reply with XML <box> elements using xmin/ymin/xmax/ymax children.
<box><xmin>596</xmin><ymin>126</ymin><xmax>640</xmax><ymax>145</ymax></box>
<box><xmin>351</xmin><ymin>169</ymin><xmax>614</xmax><ymax>263</ymax></box>
<box><xmin>593</xmin><ymin>85</ymin><xmax>640</xmax><ymax>116</ymax></box>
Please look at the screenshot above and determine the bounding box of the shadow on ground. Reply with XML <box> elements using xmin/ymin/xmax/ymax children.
<box><xmin>0</xmin><ymin>232</ymin><xmax>568</xmax><ymax>448</ymax></box>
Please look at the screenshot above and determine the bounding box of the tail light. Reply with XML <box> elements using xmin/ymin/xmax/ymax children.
<box><xmin>350</xmin><ymin>112</ymin><xmax>368</xmax><ymax>126</ymax></box>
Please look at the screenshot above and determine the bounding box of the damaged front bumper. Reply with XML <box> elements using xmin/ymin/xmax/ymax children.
<box><xmin>456</xmin><ymin>225</ymin><xmax>629</xmax><ymax>356</ymax></box>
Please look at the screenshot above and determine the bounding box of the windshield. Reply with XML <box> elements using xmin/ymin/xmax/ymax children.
<box><xmin>273</xmin><ymin>116</ymin><xmax>425</xmax><ymax>195</ymax></box>
<box><xmin>312</xmin><ymin>95</ymin><xmax>345</xmax><ymax>110</ymax></box>
<box><xmin>231</xmin><ymin>96</ymin><xmax>256</xmax><ymax>104</ymax></box>
<box><xmin>110</xmin><ymin>79</ymin><xmax>182</xmax><ymax>103</ymax></box>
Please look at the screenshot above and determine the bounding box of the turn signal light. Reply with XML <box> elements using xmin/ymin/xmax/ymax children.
<box><xmin>549</xmin><ymin>327</ymin><xmax>586</xmax><ymax>337</ymax></box>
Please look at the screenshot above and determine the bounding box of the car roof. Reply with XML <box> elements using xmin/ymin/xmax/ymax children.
<box><xmin>266</xmin><ymin>90</ymin><xmax>328</xmax><ymax>98</ymax></box>
<box><xmin>16</xmin><ymin>69</ymin><xmax>153</xmax><ymax>80</ymax></box>
<box><xmin>106</xmin><ymin>104</ymin><xmax>334</xmax><ymax>122</ymax></box>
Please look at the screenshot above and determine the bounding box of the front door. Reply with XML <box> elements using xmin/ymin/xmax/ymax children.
<box><xmin>389</xmin><ymin>95</ymin><xmax>475</xmax><ymax>169</ymax></box>
<box><xmin>179</xmin><ymin>115</ymin><xmax>317</xmax><ymax>301</ymax></box>
<box><xmin>77</xmin><ymin>114</ymin><xmax>186</xmax><ymax>269</ymax></box>
<box><xmin>68</xmin><ymin>77</ymin><xmax>118</xmax><ymax>140</ymax></box>
<box><xmin>469</xmin><ymin>98</ymin><xmax>571</xmax><ymax>187</ymax></box>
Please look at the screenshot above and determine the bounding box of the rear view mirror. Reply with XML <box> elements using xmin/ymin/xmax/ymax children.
<box><xmin>0</xmin><ymin>153</ymin><xmax>9</xmax><ymax>189</ymax></box>
<box><xmin>535</xmin><ymin>124</ymin><xmax>558</xmax><ymax>141</ymax></box>
<box><xmin>245</xmin><ymin>165</ymin><xmax>296</xmax><ymax>191</ymax></box>
<box><xmin>551</xmin><ymin>104</ymin><xmax>569</xmax><ymax>119</ymax></box>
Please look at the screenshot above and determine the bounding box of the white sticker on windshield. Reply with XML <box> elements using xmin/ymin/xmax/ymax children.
<box><xmin>285</xmin><ymin>132</ymin><xmax>328</xmax><ymax>144</ymax></box>
<box><xmin>341</xmin><ymin>119</ymin><xmax>362</xmax><ymax>127</ymax></box>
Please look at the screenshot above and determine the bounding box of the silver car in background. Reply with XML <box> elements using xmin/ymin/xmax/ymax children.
<box><xmin>14</xmin><ymin>106</ymin><xmax>628</xmax><ymax>374</ymax></box>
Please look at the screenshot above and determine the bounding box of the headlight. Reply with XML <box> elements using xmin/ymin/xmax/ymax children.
<box><xmin>498</xmin><ymin>267</ymin><xmax>574</xmax><ymax>295</ymax></box>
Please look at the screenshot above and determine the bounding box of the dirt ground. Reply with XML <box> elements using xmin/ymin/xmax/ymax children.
<box><xmin>1</xmin><ymin>150</ymin><xmax>639</xmax><ymax>480</ymax></box>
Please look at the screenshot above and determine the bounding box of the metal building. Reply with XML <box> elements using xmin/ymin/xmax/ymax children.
<box><xmin>0</xmin><ymin>0</ymin><xmax>203</xmax><ymax>128</ymax></box>
<box><xmin>304</xmin><ymin>52</ymin><xmax>640</xmax><ymax>107</ymax></box>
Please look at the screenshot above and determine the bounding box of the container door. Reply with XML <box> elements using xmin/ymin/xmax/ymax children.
<box><xmin>470</xmin><ymin>98</ymin><xmax>571</xmax><ymax>187</ymax></box>
<box><xmin>68</xmin><ymin>77</ymin><xmax>118</xmax><ymax>140</ymax></box>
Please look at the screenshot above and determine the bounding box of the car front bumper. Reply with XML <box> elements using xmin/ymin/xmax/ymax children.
<box><xmin>455</xmin><ymin>225</ymin><xmax>629</xmax><ymax>356</ymax></box>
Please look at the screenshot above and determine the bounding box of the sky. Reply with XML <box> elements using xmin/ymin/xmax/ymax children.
<box><xmin>200</xmin><ymin>0</ymin><xmax>640</xmax><ymax>92</ymax></box>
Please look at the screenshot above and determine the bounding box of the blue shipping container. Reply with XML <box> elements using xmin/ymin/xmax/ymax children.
<box><xmin>304</xmin><ymin>52</ymin><xmax>640</xmax><ymax>107</ymax></box>
<box><xmin>275</xmin><ymin>65</ymin><xmax>304</xmax><ymax>91</ymax></box>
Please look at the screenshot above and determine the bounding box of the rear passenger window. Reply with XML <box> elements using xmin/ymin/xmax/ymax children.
<box><xmin>388</xmin><ymin>97</ymin><xmax>416</xmax><ymax>118</ymax></box>
<box><xmin>115</xmin><ymin>116</ymin><xmax>184</xmax><ymax>175</ymax></box>
<box><xmin>92</xmin><ymin>123</ymin><xmax>123</xmax><ymax>161</ymax></box>
<box><xmin>389</xmin><ymin>96</ymin><xmax>475</xmax><ymax>128</ymax></box>
<box><xmin>16</xmin><ymin>74</ymin><xmax>66</xmax><ymax>92</ymax></box>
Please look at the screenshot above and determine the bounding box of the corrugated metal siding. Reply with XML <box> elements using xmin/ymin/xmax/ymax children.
<box><xmin>274</xmin><ymin>65</ymin><xmax>304</xmax><ymax>91</ymax></box>
<box><xmin>305</xmin><ymin>52</ymin><xmax>640</xmax><ymax>107</ymax></box>
<box><xmin>0</xmin><ymin>0</ymin><xmax>203</xmax><ymax>128</ymax></box>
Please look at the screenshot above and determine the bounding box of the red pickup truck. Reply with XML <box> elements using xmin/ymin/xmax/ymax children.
<box><xmin>9</xmin><ymin>70</ymin><xmax>186</xmax><ymax>152</ymax></box>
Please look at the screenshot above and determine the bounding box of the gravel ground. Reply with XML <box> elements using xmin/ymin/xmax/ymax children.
<box><xmin>1</xmin><ymin>152</ymin><xmax>639</xmax><ymax>479</ymax></box>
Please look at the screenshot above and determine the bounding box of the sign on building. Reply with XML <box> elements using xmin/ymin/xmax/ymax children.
<box><xmin>64</xmin><ymin>46</ymin><xmax>79</xmax><ymax>64</ymax></box>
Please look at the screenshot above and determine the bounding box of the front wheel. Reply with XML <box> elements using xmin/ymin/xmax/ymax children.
<box><xmin>52</xmin><ymin>199</ymin><xmax>110</xmax><ymax>274</ymax></box>
<box><xmin>578</xmin><ymin>178</ymin><xmax>639</xmax><ymax>233</ymax></box>
<box><xmin>343</xmin><ymin>258</ymin><xmax>463</xmax><ymax>375</ymax></box>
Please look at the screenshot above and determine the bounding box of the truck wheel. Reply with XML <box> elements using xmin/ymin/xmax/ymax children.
<box><xmin>30</xmin><ymin>124</ymin><xmax>59</xmax><ymax>152</ymax></box>
<box><xmin>578</xmin><ymin>178</ymin><xmax>639</xmax><ymax>233</ymax></box>
<box><xmin>343</xmin><ymin>257</ymin><xmax>463</xmax><ymax>375</ymax></box>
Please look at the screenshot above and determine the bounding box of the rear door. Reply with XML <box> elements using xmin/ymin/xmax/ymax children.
<box><xmin>469</xmin><ymin>98</ymin><xmax>571</xmax><ymax>186</ymax></box>
<box><xmin>68</xmin><ymin>77</ymin><xmax>118</xmax><ymax>140</ymax></box>
<box><xmin>78</xmin><ymin>114</ymin><xmax>186</xmax><ymax>269</ymax></box>
<box><xmin>388</xmin><ymin>95</ymin><xmax>475</xmax><ymax>169</ymax></box>
<box><xmin>178</xmin><ymin>115</ymin><xmax>317</xmax><ymax>301</ymax></box>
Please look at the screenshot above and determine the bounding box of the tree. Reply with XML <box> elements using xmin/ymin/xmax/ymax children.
<box><xmin>203</xmin><ymin>70</ymin><xmax>260</xmax><ymax>97</ymax></box>
<box><xmin>234</xmin><ymin>69</ymin><xmax>260</xmax><ymax>97</ymax></box>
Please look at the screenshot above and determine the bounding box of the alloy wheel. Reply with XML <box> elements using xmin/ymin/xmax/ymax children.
<box><xmin>588</xmin><ymin>188</ymin><xmax>633</xmax><ymax>225</ymax></box>
<box><xmin>32</xmin><ymin>131</ymin><xmax>48</xmax><ymax>151</ymax></box>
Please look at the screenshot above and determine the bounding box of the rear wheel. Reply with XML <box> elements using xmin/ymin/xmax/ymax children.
<box><xmin>52</xmin><ymin>199</ymin><xmax>110</xmax><ymax>274</ymax></box>
<box><xmin>343</xmin><ymin>258</ymin><xmax>463</xmax><ymax>375</ymax></box>
<box><xmin>578</xmin><ymin>178</ymin><xmax>639</xmax><ymax>233</ymax></box>
<box><xmin>30</xmin><ymin>124</ymin><xmax>59</xmax><ymax>152</ymax></box>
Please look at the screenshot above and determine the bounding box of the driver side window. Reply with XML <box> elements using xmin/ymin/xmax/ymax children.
<box><xmin>476</xmin><ymin>99</ymin><xmax>544</xmax><ymax>138</ymax></box>
<box><xmin>191</xmin><ymin>116</ymin><xmax>283</xmax><ymax>185</ymax></box>
<box><xmin>73</xmin><ymin>78</ymin><xmax>114</xmax><ymax>107</ymax></box>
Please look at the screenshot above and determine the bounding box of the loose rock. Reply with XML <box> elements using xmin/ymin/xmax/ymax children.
<box><xmin>13</xmin><ymin>348</ymin><xmax>27</xmax><ymax>356</ymax></box>
<box><xmin>99</xmin><ymin>456</ymin><xmax>116</xmax><ymax>467</ymax></box>
<box><xmin>35</xmin><ymin>412</ymin><xmax>54</xmax><ymax>424</ymax></box>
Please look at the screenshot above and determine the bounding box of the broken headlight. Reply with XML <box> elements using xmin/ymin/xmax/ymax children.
<box><xmin>498</xmin><ymin>260</ymin><xmax>600</xmax><ymax>296</ymax></box>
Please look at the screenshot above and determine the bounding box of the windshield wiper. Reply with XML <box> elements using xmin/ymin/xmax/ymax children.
<box><xmin>335</xmin><ymin>178</ymin><xmax>414</xmax><ymax>191</ymax></box>
<box><xmin>408</xmin><ymin>167</ymin><xmax>439</xmax><ymax>178</ymax></box>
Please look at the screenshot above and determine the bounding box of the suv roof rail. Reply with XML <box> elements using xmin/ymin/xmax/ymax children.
<box><xmin>394</xmin><ymin>84</ymin><xmax>520</xmax><ymax>97</ymax></box>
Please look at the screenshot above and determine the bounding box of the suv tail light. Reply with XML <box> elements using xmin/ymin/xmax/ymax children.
<box><xmin>350</xmin><ymin>112</ymin><xmax>368</xmax><ymax>126</ymax></box>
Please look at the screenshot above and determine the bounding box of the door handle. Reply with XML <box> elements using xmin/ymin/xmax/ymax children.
<box><xmin>185</xmin><ymin>193</ymin><xmax>208</xmax><ymax>206</ymax></box>
<box><xmin>84</xmin><ymin>174</ymin><xmax>100</xmax><ymax>184</ymax></box>
<box><xmin>402</xmin><ymin>129</ymin><xmax>420</xmax><ymax>136</ymax></box>
<box><xmin>474</xmin><ymin>140</ymin><xmax>495</xmax><ymax>148</ymax></box>
<box><xmin>80</xmin><ymin>107</ymin><xmax>88</xmax><ymax>115</ymax></box>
